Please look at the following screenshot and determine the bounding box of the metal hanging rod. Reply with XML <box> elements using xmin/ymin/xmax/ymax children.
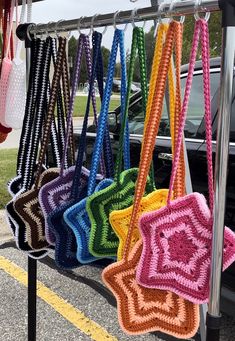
<box><xmin>27</xmin><ymin>0</ymin><xmax>219</xmax><ymax>36</ymax></box>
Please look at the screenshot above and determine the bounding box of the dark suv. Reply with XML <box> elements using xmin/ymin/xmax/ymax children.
<box><xmin>75</xmin><ymin>57</ymin><xmax>235</xmax><ymax>316</ymax></box>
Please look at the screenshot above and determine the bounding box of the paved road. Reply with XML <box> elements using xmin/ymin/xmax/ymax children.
<box><xmin>1</xmin><ymin>117</ymin><xmax>235</xmax><ymax>340</ymax></box>
<box><xmin>0</xmin><ymin>117</ymin><xmax>93</xmax><ymax>150</ymax></box>
<box><xmin>0</xmin><ymin>236</ymin><xmax>235</xmax><ymax>341</ymax></box>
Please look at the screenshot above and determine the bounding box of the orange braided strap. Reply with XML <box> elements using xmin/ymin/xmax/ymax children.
<box><xmin>144</xmin><ymin>23</ymin><xmax>168</xmax><ymax>133</ymax></box>
<box><xmin>102</xmin><ymin>21</ymin><xmax>199</xmax><ymax>338</ymax></box>
<box><xmin>110</xmin><ymin>23</ymin><xmax>169</xmax><ymax>261</ymax></box>
<box><xmin>124</xmin><ymin>22</ymin><xmax>176</xmax><ymax>258</ymax></box>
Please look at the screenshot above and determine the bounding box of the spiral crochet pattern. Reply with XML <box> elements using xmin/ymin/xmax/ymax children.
<box><xmin>14</xmin><ymin>168</ymin><xmax>60</xmax><ymax>250</ymax></box>
<box><xmin>102</xmin><ymin>21</ymin><xmax>199</xmax><ymax>338</ymax></box>
<box><xmin>87</xmin><ymin>168</ymin><xmax>154</xmax><ymax>257</ymax></box>
<box><xmin>13</xmin><ymin>37</ymin><xmax>67</xmax><ymax>251</ymax></box>
<box><xmin>136</xmin><ymin>19</ymin><xmax>235</xmax><ymax>304</ymax></box>
<box><xmin>110</xmin><ymin>189</ymin><xmax>169</xmax><ymax>260</ymax></box>
<box><xmin>61</xmin><ymin>32</ymin><xmax>114</xmax><ymax>264</ymax></box>
<box><xmin>137</xmin><ymin>193</ymin><xmax>235</xmax><ymax>304</ymax></box>
<box><xmin>64</xmin><ymin>178</ymin><xmax>113</xmax><ymax>263</ymax></box>
<box><xmin>102</xmin><ymin>240</ymin><xmax>199</xmax><ymax>337</ymax></box>
<box><xmin>5</xmin><ymin>39</ymin><xmax>51</xmax><ymax>257</ymax></box>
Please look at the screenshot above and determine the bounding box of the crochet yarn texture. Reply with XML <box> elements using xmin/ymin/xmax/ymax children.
<box><xmin>110</xmin><ymin>189</ymin><xmax>168</xmax><ymax>260</ymax></box>
<box><xmin>87</xmin><ymin>168</ymin><xmax>154</xmax><ymax>257</ymax></box>
<box><xmin>14</xmin><ymin>168</ymin><xmax>59</xmax><ymax>249</ymax></box>
<box><xmin>136</xmin><ymin>19</ymin><xmax>235</xmax><ymax>304</ymax></box>
<box><xmin>64</xmin><ymin>178</ymin><xmax>113</xmax><ymax>263</ymax></box>
<box><xmin>102</xmin><ymin>21</ymin><xmax>199</xmax><ymax>338</ymax></box>
<box><xmin>109</xmin><ymin>24</ymin><xmax>181</xmax><ymax>261</ymax></box>
<box><xmin>102</xmin><ymin>240</ymin><xmax>199</xmax><ymax>337</ymax></box>
<box><xmin>13</xmin><ymin>37</ymin><xmax>68</xmax><ymax>251</ymax></box>
<box><xmin>5</xmin><ymin>38</ymin><xmax>51</xmax><ymax>256</ymax></box>
<box><xmin>47</xmin><ymin>168</ymin><xmax>100</xmax><ymax>269</ymax></box>
<box><xmin>62</xmin><ymin>32</ymin><xmax>115</xmax><ymax>264</ymax></box>
<box><xmin>137</xmin><ymin>192</ymin><xmax>235</xmax><ymax>304</ymax></box>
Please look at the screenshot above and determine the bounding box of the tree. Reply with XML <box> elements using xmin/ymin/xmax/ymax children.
<box><xmin>101</xmin><ymin>46</ymin><xmax>110</xmax><ymax>76</ymax></box>
<box><xmin>68</xmin><ymin>35</ymin><xmax>77</xmax><ymax>64</ymax></box>
<box><xmin>139</xmin><ymin>13</ymin><xmax>222</xmax><ymax>74</ymax></box>
<box><xmin>68</xmin><ymin>37</ymin><xmax>111</xmax><ymax>84</ymax></box>
<box><xmin>181</xmin><ymin>12</ymin><xmax>222</xmax><ymax>64</ymax></box>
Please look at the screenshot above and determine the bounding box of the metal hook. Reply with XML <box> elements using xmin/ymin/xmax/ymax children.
<box><xmin>77</xmin><ymin>16</ymin><xmax>85</xmax><ymax>35</ymax></box>
<box><xmin>91</xmin><ymin>14</ymin><xmax>108</xmax><ymax>36</ymax></box>
<box><xmin>57</xmin><ymin>19</ymin><xmax>71</xmax><ymax>38</ymax></box>
<box><xmin>36</xmin><ymin>23</ymin><xmax>46</xmax><ymax>40</ymax></box>
<box><xmin>113</xmin><ymin>10</ymin><xmax>128</xmax><ymax>31</ymax></box>
<box><xmin>45</xmin><ymin>21</ymin><xmax>53</xmax><ymax>38</ymax></box>
<box><xmin>158</xmin><ymin>1</ymin><xmax>167</xmax><ymax>24</ymax></box>
<box><xmin>169</xmin><ymin>0</ymin><xmax>185</xmax><ymax>24</ymax></box>
<box><xmin>194</xmin><ymin>0</ymin><xmax>210</xmax><ymax>22</ymax></box>
<box><xmin>131</xmin><ymin>8</ymin><xmax>146</xmax><ymax>29</ymax></box>
<box><xmin>46</xmin><ymin>21</ymin><xmax>55</xmax><ymax>37</ymax></box>
<box><xmin>88</xmin><ymin>13</ymin><xmax>97</xmax><ymax>36</ymax></box>
<box><xmin>26</xmin><ymin>23</ymin><xmax>35</xmax><ymax>41</ymax></box>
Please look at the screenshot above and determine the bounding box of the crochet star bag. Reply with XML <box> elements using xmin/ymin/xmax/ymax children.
<box><xmin>86</xmin><ymin>28</ymin><xmax>154</xmax><ymax>259</ymax></box>
<box><xmin>136</xmin><ymin>19</ymin><xmax>235</xmax><ymax>305</ymax></box>
<box><xmin>5</xmin><ymin>0</ymin><xmax>32</xmax><ymax>129</ymax></box>
<box><xmin>39</xmin><ymin>32</ymin><xmax>111</xmax><ymax>246</ymax></box>
<box><xmin>102</xmin><ymin>21</ymin><xmax>200</xmax><ymax>338</ymax></box>
<box><xmin>63</xmin><ymin>31</ymin><xmax>116</xmax><ymax>264</ymax></box>
<box><xmin>109</xmin><ymin>23</ymin><xmax>185</xmax><ymax>260</ymax></box>
<box><xmin>44</xmin><ymin>33</ymin><xmax>111</xmax><ymax>269</ymax></box>
<box><xmin>13</xmin><ymin>37</ymin><xmax>68</xmax><ymax>251</ymax></box>
<box><xmin>5</xmin><ymin>38</ymin><xmax>53</xmax><ymax>257</ymax></box>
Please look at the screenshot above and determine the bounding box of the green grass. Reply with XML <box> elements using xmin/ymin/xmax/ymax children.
<box><xmin>0</xmin><ymin>149</ymin><xmax>18</xmax><ymax>209</ymax></box>
<box><xmin>73</xmin><ymin>96</ymin><xmax>120</xmax><ymax>116</ymax></box>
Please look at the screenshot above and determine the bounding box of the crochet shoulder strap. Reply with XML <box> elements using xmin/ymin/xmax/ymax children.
<box><xmin>70</xmin><ymin>33</ymin><xmax>107</xmax><ymax>199</ymax></box>
<box><xmin>16</xmin><ymin>37</ymin><xmax>38</xmax><ymax>176</ymax></box>
<box><xmin>34</xmin><ymin>37</ymin><xmax>67</xmax><ymax>188</ymax></box>
<box><xmin>4</xmin><ymin>0</ymin><xmax>14</xmax><ymax>59</ymax></box>
<box><xmin>50</xmin><ymin>37</ymin><xmax>70</xmax><ymax>167</ymax></box>
<box><xmin>123</xmin><ymin>21</ymin><xmax>183</xmax><ymax>259</ymax></box>
<box><xmin>114</xmin><ymin>26</ymin><xmax>155</xmax><ymax>189</ymax></box>
<box><xmin>87</xmin><ymin>29</ymin><xmax>128</xmax><ymax>196</ymax></box>
<box><xmin>26</xmin><ymin>37</ymin><xmax>54</xmax><ymax>189</ymax></box>
<box><xmin>20</xmin><ymin>39</ymin><xmax>49</xmax><ymax>190</ymax></box>
<box><xmin>168</xmin><ymin>18</ymin><xmax>213</xmax><ymax>212</ymax></box>
<box><xmin>94</xmin><ymin>31</ymin><xmax>114</xmax><ymax>179</ymax></box>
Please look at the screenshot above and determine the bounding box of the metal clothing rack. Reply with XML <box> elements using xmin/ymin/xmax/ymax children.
<box><xmin>16</xmin><ymin>0</ymin><xmax>235</xmax><ymax>340</ymax></box>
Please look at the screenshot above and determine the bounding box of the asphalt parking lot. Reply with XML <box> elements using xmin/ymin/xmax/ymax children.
<box><xmin>0</xmin><ymin>236</ymin><xmax>235</xmax><ymax>341</ymax></box>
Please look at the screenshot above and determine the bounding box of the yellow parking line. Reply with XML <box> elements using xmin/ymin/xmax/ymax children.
<box><xmin>0</xmin><ymin>256</ymin><xmax>117</xmax><ymax>341</ymax></box>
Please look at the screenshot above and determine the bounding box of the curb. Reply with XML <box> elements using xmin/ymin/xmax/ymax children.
<box><xmin>0</xmin><ymin>210</ymin><xmax>13</xmax><ymax>242</ymax></box>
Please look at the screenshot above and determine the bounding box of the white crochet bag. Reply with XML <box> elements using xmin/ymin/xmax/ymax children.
<box><xmin>5</xmin><ymin>0</ymin><xmax>32</xmax><ymax>129</ymax></box>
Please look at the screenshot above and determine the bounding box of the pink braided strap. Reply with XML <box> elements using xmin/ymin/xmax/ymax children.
<box><xmin>168</xmin><ymin>19</ymin><xmax>213</xmax><ymax>211</ymax></box>
<box><xmin>136</xmin><ymin>19</ymin><xmax>235</xmax><ymax>304</ymax></box>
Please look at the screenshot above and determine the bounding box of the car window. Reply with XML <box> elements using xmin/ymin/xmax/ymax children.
<box><xmin>127</xmin><ymin>71</ymin><xmax>220</xmax><ymax>138</ymax></box>
<box><xmin>211</xmin><ymin>76</ymin><xmax>235</xmax><ymax>142</ymax></box>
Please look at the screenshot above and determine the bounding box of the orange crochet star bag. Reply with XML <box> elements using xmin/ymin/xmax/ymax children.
<box><xmin>102</xmin><ymin>21</ymin><xmax>199</xmax><ymax>338</ymax></box>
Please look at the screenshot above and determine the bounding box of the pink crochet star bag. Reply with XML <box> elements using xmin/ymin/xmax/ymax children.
<box><xmin>136</xmin><ymin>19</ymin><xmax>235</xmax><ymax>304</ymax></box>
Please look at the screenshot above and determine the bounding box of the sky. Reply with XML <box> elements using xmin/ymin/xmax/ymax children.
<box><xmin>30</xmin><ymin>0</ymin><xmax>155</xmax><ymax>51</ymax></box>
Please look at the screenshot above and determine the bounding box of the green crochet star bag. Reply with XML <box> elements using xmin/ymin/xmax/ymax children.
<box><xmin>87</xmin><ymin>27</ymin><xmax>155</xmax><ymax>258</ymax></box>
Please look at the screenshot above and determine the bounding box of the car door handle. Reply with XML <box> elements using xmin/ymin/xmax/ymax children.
<box><xmin>158</xmin><ymin>153</ymin><xmax>173</xmax><ymax>161</ymax></box>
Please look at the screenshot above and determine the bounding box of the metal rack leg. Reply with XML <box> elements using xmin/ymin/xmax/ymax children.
<box><xmin>28</xmin><ymin>256</ymin><xmax>37</xmax><ymax>341</ymax></box>
<box><xmin>207</xmin><ymin>1</ymin><xmax>235</xmax><ymax>340</ymax></box>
